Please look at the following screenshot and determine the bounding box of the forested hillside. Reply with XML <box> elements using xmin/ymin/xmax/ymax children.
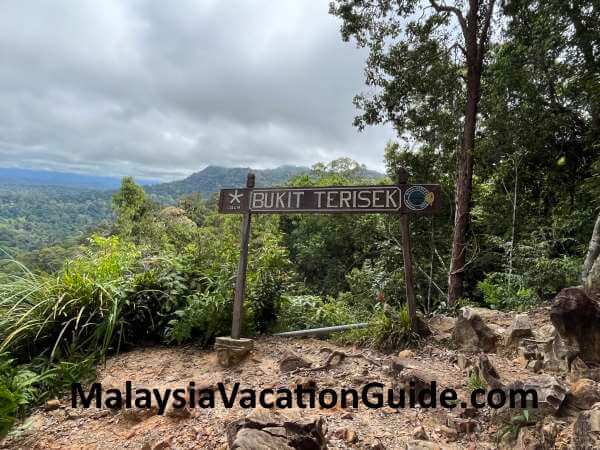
<box><xmin>0</xmin><ymin>165</ymin><xmax>354</xmax><ymax>256</ymax></box>
<box><xmin>0</xmin><ymin>185</ymin><xmax>113</xmax><ymax>253</ymax></box>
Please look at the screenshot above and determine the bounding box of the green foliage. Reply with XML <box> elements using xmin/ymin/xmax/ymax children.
<box><xmin>166</xmin><ymin>284</ymin><xmax>232</xmax><ymax>346</ymax></box>
<box><xmin>0</xmin><ymin>354</ymin><xmax>53</xmax><ymax>437</ymax></box>
<box><xmin>497</xmin><ymin>409</ymin><xmax>532</xmax><ymax>443</ymax></box>
<box><xmin>0</xmin><ymin>184</ymin><xmax>112</xmax><ymax>254</ymax></box>
<box><xmin>273</xmin><ymin>295</ymin><xmax>357</xmax><ymax>332</ymax></box>
<box><xmin>337</xmin><ymin>306</ymin><xmax>419</xmax><ymax>352</ymax></box>
<box><xmin>477</xmin><ymin>273</ymin><xmax>536</xmax><ymax>311</ymax></box>
<box><xmin>467</xmin><ymin>370</ymin><xmax>486</xmax><ymax>392</ymax></box>
<box><xmin>0</xmin><ymin>236</ymin><xmax>141</xmax><ymax>360</ymax></box>
<box><xmin>280</xmin><ymin>160</ymin><xmax>386</xmax><ymax>296</ymax></box>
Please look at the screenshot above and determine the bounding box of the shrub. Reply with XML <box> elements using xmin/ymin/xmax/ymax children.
<box><xmin>336</xmin><ymin>305</ymin><xmax>419</xmax><ymax>351</ymax></box>
<box><xmin>0</xmin><ymin>354</ymin><xmax>54</xmax><ymax>437</ymax></box>
<box><xmin>273</xmin><ymin>295</ymin><xmax>357</xmax><ymax>332</ymax></box>
<box><xmin>165</xmin><ymin>279</ymin><xmax>233</xmax><ymax>345</ymax></box>
<box><xmin>0</xmin><ymin>235</ymin><xmax>141</xmax><ymax>360</ymax></box>
<box><xmin>477</xmin><ymin>272</ymin><xmax>537</xmax><ymax>310</ymax></box>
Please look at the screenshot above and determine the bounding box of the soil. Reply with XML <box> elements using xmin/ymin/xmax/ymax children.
<box><xmin>0</xmin><ymin>307</ymin><xmax>577</xmax><ymax>450</ymax></box>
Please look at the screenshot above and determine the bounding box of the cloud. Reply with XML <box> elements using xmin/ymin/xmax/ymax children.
<box><xmin>0</xmin><ymin>0</ymin><xmax>395</xmax><ymax>180</ymax></box>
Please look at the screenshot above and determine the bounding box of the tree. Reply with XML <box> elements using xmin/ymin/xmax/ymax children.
<box><xmin>330</xmin><ymin>0</ymin><xmax>497</xmax><ymax>304</ymax></box>
<box><xmin>112</xmin><ymin>177</ymin><xmax>154</xmax><ymax>238</ymax></box>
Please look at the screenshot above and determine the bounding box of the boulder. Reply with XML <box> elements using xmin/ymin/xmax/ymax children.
<box><xmin>452</xmin><ymin>308</ymin><xmax>499</xmax><ymax>353</ymax></box>
<box><xmin>428</xmin><ymin>315</ymin><xmax>456</xmax><ymax>341</ymax></box>
<box><xmin>405</xmin><ymin>441</ymin><xmax>443</xmax><ymax>450</ymax></box>
<box><xmin>395</xmin><ymin>368</ymin><xmax>438</xmax><ymax>402</ymax></box>
<box><xmin>278</xmin><ymin>352</ymin><xmax>312</xmax><ymax>373</ymax></box>
<box><xmin>506</xmin><ymin>314</ymin><xmax>533</xmax><ymax>346</ymax></box>
<box><xmin>227</xmin><ymin>409</ymin><xmax>326</xmax><ymax>450</ymax></box>
<box><xmin>477</xmin><ymin>354</ymin><xmax>503</xmax><ymax>390</ymax></box>
<box><xmin>506</xmin><ymin>376</ymin><xmax>567</xmax><ymax>419</ymax></box>
<box><xmin>412</xmin><ymin>426</ymin><xmax>428</xmax><ymax>440</ymax></box>
<box><xmin>44</xmin><ymin>399</ymin><xmax>61</xmax><ymax>411</ymax></box>
<box><xmin>567</xmin><ymin>378</ymin><xmax>600</xmax><ymax>410</ymax></box>
<box><xmin>572</xmin><ymin>403</ymin><xmax>600</xmax><ymax>449</ymax></box>
<box><xmin>550</xmin><ymin>287</ymin><xmax>600</xmax><ymax>364</ymax></box>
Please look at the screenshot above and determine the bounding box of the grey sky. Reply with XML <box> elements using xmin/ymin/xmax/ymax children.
<box><xmin>0</xmin><ymin>0</ymin><xmax>395</xmax><ymax>180</ymax></box>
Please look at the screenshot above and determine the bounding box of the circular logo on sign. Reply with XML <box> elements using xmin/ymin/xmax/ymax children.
<box><xmin>404</xmin><ymin>186</ymin><xmax>435</xmax><ymax>211</ymax></box>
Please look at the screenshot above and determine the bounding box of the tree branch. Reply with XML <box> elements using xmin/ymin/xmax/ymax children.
<box><xmin>477</xmin><ymin>0</ymin><xmax>496</xmax><ymax>64</ymax></box>
<box><xmin>429</xmin><ymin>0</ymin><xmax>467</xmax><ymax>39</ymax></box>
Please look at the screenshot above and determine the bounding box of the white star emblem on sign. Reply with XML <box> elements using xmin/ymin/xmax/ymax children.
<box><xmin>228</xmin><ymin>189</ymin><xmax>244</xmax><ymax>204</ymax></box>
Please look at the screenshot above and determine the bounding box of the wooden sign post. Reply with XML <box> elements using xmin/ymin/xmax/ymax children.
<box><xmin>231</xmin><ymin>173</ymin><xmax>254</xmax><ymax>339</ymax></box>
<box><xmin>218</xmin><ymin>169</ymin><xmax>441</xmax><ymax>344</ymax></box>
<box><xmin>395</xmin><ymin>167</ymin><xmax>418</xmax><ymax>329</ymax></box>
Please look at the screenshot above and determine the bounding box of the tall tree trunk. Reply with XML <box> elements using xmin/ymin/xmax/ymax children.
<box><xmin>448</xmin><ymin>75</ymin><xmax>479</xmax><ymax>302</ymax></box>
<box><xmin>429</xmin><ymin>0</ymin><xmax>494</xmax><ymax>305</ymax></box>
<box><xmin>448</xmin><ymin>2</ymin><xmax>482</xmax><ymax>304</ymax></box>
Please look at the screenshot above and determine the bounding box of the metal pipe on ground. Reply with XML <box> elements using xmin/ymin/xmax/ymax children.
<box><xmin>272</xmin><ymin>322</ymin><xmax>369</xmax><ymax>338</ymax></box>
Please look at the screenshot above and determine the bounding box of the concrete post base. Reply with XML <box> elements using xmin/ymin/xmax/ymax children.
<box><xmin>215</xmin><ymin>336</ymin><xmax>254</xmax><ymax>367</ymax></box>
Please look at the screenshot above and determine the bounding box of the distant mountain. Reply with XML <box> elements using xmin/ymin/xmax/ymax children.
<box><xmin>146</xmin><ymin>165</ymin><xmax>385</xmax><ymax>202</ymax></box>
<box><xmin>0</xmin><ymin>168</ymin><xmax>158</xmax><ymax>190</ymax></box>
<box><xmin>146</xmin><ymin>165</ymin><xmax>309</xmax><ymax>201</ymax></box>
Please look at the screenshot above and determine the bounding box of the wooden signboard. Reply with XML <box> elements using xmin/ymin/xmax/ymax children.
<box><xmin>220</xmin><ymin>171</ymin><xmax>442</xmax><ymax>339</ymax></box>
<box><xmin>219</xmin><ymin>185</ymin><xmax>441</xmax><ymax>215</ymax></box>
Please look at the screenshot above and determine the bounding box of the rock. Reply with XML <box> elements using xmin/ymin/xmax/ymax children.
<box><xmin>278</xmin><ymin>352</ymin><xmax>312</xmax><ymax>373</ymax></box>
<box><xmin>531</xmin><ymin>359</ymin><xmax>543</xmax><ymax>374</ymax></box>
<box><xmin>506</xmin><ymin>376</ymin><xmax>567</xmax><ymax>419</ymax></box>
<box><xmin>44</xmin><ymin>399</ymin><xmax>61</xmax><ymax>411</ymax></box>
<box><xmin>437</xmin><ymin>425</ymin><xmax>458</xmax><ymax>441</ymax></box>
<box><xmin>571</xmin><ymin>356</ymin><xmax>589</xmax><ymax>372</ymax></box>
<box><xmin>386</xmin><ymin>357</ymin><xmax>415</xmax><ymax>378</ymax></box>
<box><xmin>227</xmin><ymin>409</ymin><xmax>326</xmax><ymax>450</ymax></box>
<box><xmin>295</xmin><ymin>377</ymin><xmax>317</xmax><ymax>391</ymax></box>
<box><xmin>398</xmin><ymin>349</ymin><xmax>415</xmax><ymax>358</ymax></box>
<box><xmin>345</xmin><ymin>429</ymin><xmax>358</xmax><ymax>444</ymax></box>
<box><xmin>231</xmin><ymin>429</ymin><xmax>292</xmax><ymax>449</ymax></box>
<box><xmin>447</xmin><ymin>417</ymin><xmax>478</xmax><ymax>434</ymax></box>
<box><xmin>405</xmin><ymin>440</ymin><xmax>443</xmax><ymax>450</ymax></box>
<box><xmin>506</xmin><ymin>314</ymin><xmax>533</xmax><ymax>345</ymax></box>
<box><xmin>412</xmin><ymin>426</ymin><xmax>428</xmax><ymax>440</ymax></box>
<box><xmin>164</xmin><ymin>390</ymin><xmax>192</xmax><ymax>418</ymax></box>
<box><xmin>152</xmin><ymin>439</ymin><xmax>172</xmax><ymax>450</ymax></box>
<box><xmin>364</xmin><ymin>440</ymin><xmax>386</xmax><ymax>450</ymax></box>
<box><xmin>395</xmin><ymin>368</ymin><xmax>437</xmax><ymax>401</ymax></box>
<box><xmin>572</xmin><ymin>406</ymin><xmax>600</xmax><ymax>449</ymax></box>
<box><xmin>477</xmin><ymin>354</ymin><xmax>504</xmax><ymax>390</ymax></box>
<box><xmin>542</xmin><ymin>334</ymin><xmax>573</xmax><ymax>372</ymax></box>
<box><xmin>340</xmin><ymin>412</ymin><xmax>353</xmax><ymax>420</ymax></box>
<box><xmin>550</xmin><ymin>286</ymin><xmax>600</xmax><ymax>364</ymax></box>
<box><xmin>515</xmin><ymin>427</ymin><xmax>544</xmax><ymax>450</ymax></box>
<box><xmin>456</xmin><ymin>354</ymin><xmax>472</xmax><ymax>371</ymax></box>
<box><xmin>533</xmin><ymin>323</ymin><xmax>556</xmax><ymax>342</ymax></box>
<box><xmin>332</xmin><ymin>427</ymin><xmax>357</xmax><ymax>443</ymax></box>
<box><xmin>452</xmin><ymin>307</ymin><xmax>499</xmax><ymax>353</ymax></box>
<box><xmin>567</xmin><ymin>378</ymin><xmax>600</xmax><ymax>410</ymax></box>
<box><xmin>428</xmin><ymin>315</ymin><xmax>456</xmax><ymax>341</ymax></box>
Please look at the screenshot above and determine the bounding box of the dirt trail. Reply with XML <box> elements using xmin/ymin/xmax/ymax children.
<box><xmin>0</xmin><ymin>308</ymin><xmax>574</xmax><ymax>449</ymax></box>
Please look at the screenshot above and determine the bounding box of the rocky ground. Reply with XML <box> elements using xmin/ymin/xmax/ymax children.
<box><xmin>2</xmin><ymin>302</ymin><xmax>599</xmax><ymax>450</ymax></box>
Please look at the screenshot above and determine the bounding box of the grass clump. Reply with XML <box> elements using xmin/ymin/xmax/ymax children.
<box><xmin>336</xmin><ymin>305</ymin><xmax>419</xmax><ymax>352</ymax></box>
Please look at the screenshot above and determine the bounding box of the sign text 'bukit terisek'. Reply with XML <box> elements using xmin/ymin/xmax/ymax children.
<box><xmin>218</xmin><ymin>185</ymin><xmax>441</xmax><ymax>214</ymax></box>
